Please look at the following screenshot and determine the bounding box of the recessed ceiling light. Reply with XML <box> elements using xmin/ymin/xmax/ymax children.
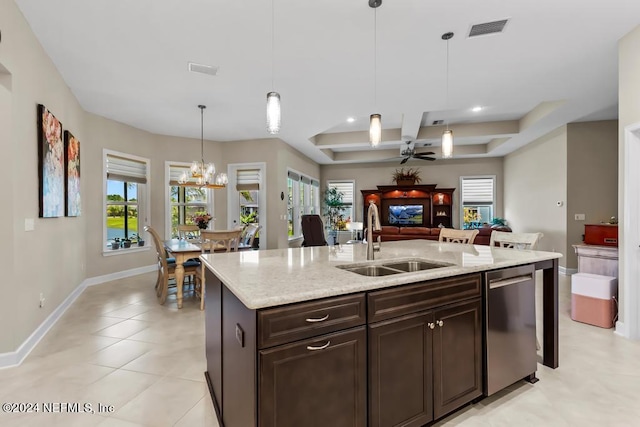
<box><xmin>472</xmin><ymin>106</ymin><xmax>483</xmax><ymax>112</ymax></box>
<box><xmin>347</xmin><ymin>117</ymin><xmax>356</xmax><ymax>123</ymax></box>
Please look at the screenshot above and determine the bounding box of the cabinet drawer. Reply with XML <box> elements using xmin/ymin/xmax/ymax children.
<box><xmin>258</xmin><ymin>293</ymin><xmax>366</xmax><ymax>349</ymax></box>
<box><xmin>368</xmin><ymin>274</ymin><xmax>481</xmax><ymax>323</ymax></box>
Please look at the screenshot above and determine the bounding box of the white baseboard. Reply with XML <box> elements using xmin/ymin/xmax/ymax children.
<box><xmin>614</xmin><ymin>321</ymin><xmax>627</xmax><ymax>338</ymax></box>
<box><xmin>0</xmin><ymin>264</ymin><xmax>156</xmax><ymax>369</ymax></box>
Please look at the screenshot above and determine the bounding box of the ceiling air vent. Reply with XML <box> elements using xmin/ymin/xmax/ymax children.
<box><xmin>432</xmin><ymin>120</ymin><xmax>444</xmax><ymax>125</ymax></box>
<box><xmin>468</xmin><ymin>19</ymin><xmax>509</xmax><ymax>37</ymax></box>
<box><xmin>188</xmin><ymin>62</ymin><xmax>219</xmax><ymax>76</ymax></box>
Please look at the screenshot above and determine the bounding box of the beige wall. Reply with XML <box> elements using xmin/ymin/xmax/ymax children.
<box><xmin>618</xmin><ymin>25</ymin><xmax>640</xmax><ymax>331</ymax></box>
<box><xmin>504</xmin><ymin>127</ymin><xmax>568</xmax><ymax>265</ymax></box>
<box><xmin>1</xmin><ymin>0</ymin><xmax>88</xmax><ymax>352</ymax></box>
<box><xmin>321</xmin><ymin>158</ymin><xmax>504</xmax><ymax>228</ymax></box>
<box><xmin>566</xmin><ymin>120</ymin><xmax>618</xmax><ymax>267</ymax></box>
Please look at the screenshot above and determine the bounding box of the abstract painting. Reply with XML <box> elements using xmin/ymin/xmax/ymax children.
<box><xmin>64</xmin><ymin>130</ymin><xmax>81</xmax><ymax>216</ymax></box>
<box><xmin>37</xmin><ymin>104</ymin><xmax>64</xmax><ymax>218</ymax></box>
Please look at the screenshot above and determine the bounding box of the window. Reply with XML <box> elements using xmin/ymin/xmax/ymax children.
<box><xmin>237</xmin><ymin>168</ymin><xmax>260</xmax><ymax>227</ymax></box>
<box><xmin>288</xmin><ymin>170</ymin><xmax>320</xmax><ymax>238</ymax></box>
<box><xmin>167</xmin><ymin>163</ymin><xmax>213</xmax><ymax>238</ymax></box>
<box><xmin>460</xmin><ymin>176</ymin><xmax>495</xmax><ymax>229</ymax></box>
<box><xmin>326</xmin><ymin>180</ymin><xmax>355</xmax><ymax>230</ymax></box>
<box><xmin>104</xmin><ymin>151</ymin><xmax>149</xmax><ymax>251</ymax></box>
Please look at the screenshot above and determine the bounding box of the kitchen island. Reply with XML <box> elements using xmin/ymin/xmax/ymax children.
<box><xmin>201</xmin><ymin>240</ymin><xmax>561</xmax><ymax>427</ymax></box>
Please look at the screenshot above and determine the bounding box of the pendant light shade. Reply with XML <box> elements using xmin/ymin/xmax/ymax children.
<box><xmin>369</xmin><ymin>114</ymin><xmax>382</xmax><ymax>147</ymax></box>
<box><xmin>368</xmin><ymin>0</ymin><xmax>382</xmax><ymax>148</ymax></box>
<box><xmin>442</xmin><ymin>31</ymin><xmax>454</xmax><ymax>159</ymax></box>
<box><xmin>442</xmin><ymin>129</ymin><xmax>453</xmax><ymax>159</ymax></box>
<box><xmin>266</xmin><ymin>91</ymin><xmax>281</xmax><ymax>134</ymax></box>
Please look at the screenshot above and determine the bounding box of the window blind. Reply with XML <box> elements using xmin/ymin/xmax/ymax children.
<box><xmin>327</xmin><ymin>181</ymin><xmax>354</xmax><ymax>205</ymax></box>
<box><xmin>461</xmin><ymin>178</ymin><xmax>494</xmax><ymax>204</ymax></box>
<box><xmin>236</xmin><ymin>169</ymin><xmax>261</xmax><ymax>191</ymax></box>
<box><xmin>106</xmin><ymin>154</ymin><xmax>147</xmax><ymax>184</ymax></box>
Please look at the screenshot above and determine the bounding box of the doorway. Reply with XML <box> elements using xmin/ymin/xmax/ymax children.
<box><xmin>227</xmin><ymin>163</ymin><xmax>266</xmax><ymax>250</ymax></box>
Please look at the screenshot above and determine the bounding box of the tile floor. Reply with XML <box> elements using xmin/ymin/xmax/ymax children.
<box><xmin>0</xmin><ymin>272</ymin><xmax>639</xmax><ymax>426</ymax></box>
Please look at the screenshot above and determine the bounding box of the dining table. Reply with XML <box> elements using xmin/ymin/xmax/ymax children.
<box><xmin>163</xmin><ymin>239</ymin><xmax>202</xmax><ymax>309</ymax></box>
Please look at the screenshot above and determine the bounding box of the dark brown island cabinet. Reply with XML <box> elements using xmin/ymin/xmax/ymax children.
<box><xmin>205</xmin><ymin>270</ymin><xmax>489</xmax><ymax>427</ymax></box>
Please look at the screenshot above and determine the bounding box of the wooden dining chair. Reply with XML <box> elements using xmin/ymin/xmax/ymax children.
<box><xmin>145</xmin><ymin>225</ymin><xmax>199</xmax><ymax>305</ymax></box>
<box><xmin>195</xmin><ymin>229</ymin><xmax>243</xmax><ymax>310</ymax></box>
<box><xmin>490</xmin><ymin>231</ymin><xmax>543</xmax><ymax>250</ymax></box>
<box><xmin>438</xmin><ymin>228</ymin><xmax>479</xmax><ymax>244</ymax></box>
<box><xmin>238</xmin><ymin>223</ymin><xmax>261</xmax><ymax>250</ymax></box>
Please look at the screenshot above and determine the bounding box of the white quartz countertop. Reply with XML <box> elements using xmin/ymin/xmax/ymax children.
<box><xmin>200</xmin><ymin>240</ymin><xmax>562</xmax><ymax>310</ymax></box>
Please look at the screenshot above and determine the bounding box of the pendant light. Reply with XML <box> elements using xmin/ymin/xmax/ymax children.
<box><xmin>266</xmin><ymin>0</ymin><xmax>281</xmax><ymax>134</ymax></box>
<box><xmin>176</xmin><ymin>105</ymin><xmax>228</xmax><ymax>189</ymax></box>
<box><xmin>369</xmin><ymin>0</ymin><xmax>382</xmax><ymax>147</ymax></box>
<box><xmin>441</xmin><ymin>31</ymin><xmax>454</xmax><ymax>159</ymax></box>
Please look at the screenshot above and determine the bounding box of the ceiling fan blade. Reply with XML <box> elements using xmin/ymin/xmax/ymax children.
<box><xmin>416</xmin><ymin>151</ymin><xmax>435</xmax><ymax>156</ymax></box>
<box><xmin>416</xmin><ymin>156</ymin><xmax>436</xmax><ymax>161</ymax></box>
<box><xmin>400</xmin><ymin>157</ymin><xmax>409</xmax><ymax>164</ymax></box>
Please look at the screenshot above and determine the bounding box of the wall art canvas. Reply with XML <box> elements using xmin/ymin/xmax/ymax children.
<box><xmin>64</xmin><ymin>130</ymin><xmax>81</xmax><ymax>216</ymax></box>
<box><xmin>37</xmin><ymin>104</ymin><xmax>64</xmax><ymax>218</ymax></box>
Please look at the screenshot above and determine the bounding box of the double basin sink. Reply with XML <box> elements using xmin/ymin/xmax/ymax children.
<box><xmin>337</xmin><ymin>259</ymin><xmax>452</xmax><ymax>277</ymax></box>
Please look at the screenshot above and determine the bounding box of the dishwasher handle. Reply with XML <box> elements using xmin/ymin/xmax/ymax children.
<box><xmin>489</xmin><ymin>274</ymin><xmax>533</xmax><ymax>289</ymax></box>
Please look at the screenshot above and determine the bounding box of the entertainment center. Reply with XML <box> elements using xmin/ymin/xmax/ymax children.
<box><xmin>361</xmin><ymin>184</ymin><xmax>456</xmax><ymax>229</ymax></box>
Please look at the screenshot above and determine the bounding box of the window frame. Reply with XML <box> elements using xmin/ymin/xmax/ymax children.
<box><xmin>288</xmin><ymin>169</ymin><xmax>320</xmax><ymax>240</ymax></box>
<box><xmin>459</xmin><ymin>175</ymin><xmax>496</xmax><ymax>229</ymax></box>
<box><xmin>102</xmin><ymin>149</ymin><xmax>150</xmax><ymax>255</ymax></box>
<box><xmin>326</xmin><ymin>180</ymin><xmax>355</xmax><ymax>229</ymax></box>
<box><xmin>165</xmin><ymin>161</ymin><xmax>215</xmax><ymax>239</ymax></box>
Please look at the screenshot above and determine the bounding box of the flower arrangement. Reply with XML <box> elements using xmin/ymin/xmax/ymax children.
<box><xmin>192</xmin><ymin>212</ymin><xmax>213</xmax><ymax>230</ymax></box>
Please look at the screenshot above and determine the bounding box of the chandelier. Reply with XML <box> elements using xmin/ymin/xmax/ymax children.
<box><xmin>177</xmin><ymin>105</ymin><xmax>228</xmax><ymax>188</ymax></box>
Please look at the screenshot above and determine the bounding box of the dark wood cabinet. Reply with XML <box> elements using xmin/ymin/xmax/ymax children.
<box><xmin>369</xmin><ymin>312</ymin><xmax>434</xmax><ymax>427</ymax></box>
<box><xmin>259</xmin><ymin>327</ymin><xmax>367</xmax><ymax>427</ymax></box>
<box><xmin>368</xmin><ymin>278</ymin><xmax>482</xmax><ymax>426</ymax></box>
<box><xmin>432</xmin><ymin>299</ymin><xmax>483</xmax><ymax>419</ymax></box>
<box><xmin>361</xmin><ymin>185</ymin><xmax>455</xmax><ymax>229</ymax></box>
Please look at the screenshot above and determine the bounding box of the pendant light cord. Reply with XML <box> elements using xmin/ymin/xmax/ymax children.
<box><xmin>374</xmin><ymin>6</ymin><xmax>377</xmax><ymax>109</ymax></box>
<box><xmin>271</xmin><ymin>0</ymin><xmax>275</xmax><ymax>91</ymax></box>
<box><xmin>200</xmin><ymin>105</ymin><xmax>205</xmax><ymax>164</ymax></box>
<box><xmin>445</xmin><ymin>37</ymin><xmax>449</xmax><ymax>131</ymax></box>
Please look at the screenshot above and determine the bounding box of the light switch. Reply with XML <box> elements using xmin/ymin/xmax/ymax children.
<box><xmin>574</xmin><ymin>214</ymin><xmax>586</xmax><ymax>221</ymax></box>
<box><xmin>25</xmin><ymin>218</ymin><xmax>35</xmax><ymax>231</ymax></box>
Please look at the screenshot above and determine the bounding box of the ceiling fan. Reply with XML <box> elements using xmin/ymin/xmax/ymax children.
<box><xmin>399</xmin><ymin>140</ymin><xmax>436</xmax><ymax>164</ymax></box>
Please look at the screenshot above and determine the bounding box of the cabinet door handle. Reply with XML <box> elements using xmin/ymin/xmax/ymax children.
<box><xmin>437</xmin><ymin>320</ymin><xmax>444</xmax><ymax>327</ymax></box>
<box><xmin>305</xmin><ymin>314</ymin><xmax>330</xmax><ymax>323</ymax></box>
<box><xmin>428</xmin><ymin>322</ymin><xmax>435</xmax><ymax>329</ymax></box>
<box><xmin>306</xmin><ymin>341</ymin><xmax>331</xmax><ymax>351</ymax></box>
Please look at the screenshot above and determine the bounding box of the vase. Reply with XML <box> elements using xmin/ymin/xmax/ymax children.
<box><xmin>198</xmin><ymin>223</ymin><xmax>208</xmax><ymax>230</ymax></box>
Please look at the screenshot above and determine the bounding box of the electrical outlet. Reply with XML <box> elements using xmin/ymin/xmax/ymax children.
<box><xmin>39</xmin><ymin>293</ymin><xmax>45</xmax><ymax>308</ymax></box>
<box><xmin>574</xmin><ymin>214</ymin><xmax>585</xmax><ymax>221</ymax></box>
<box><xmin>235</xmin><ymin>324</ymin><xmax>244</xmax><ymax>347</ymax></box>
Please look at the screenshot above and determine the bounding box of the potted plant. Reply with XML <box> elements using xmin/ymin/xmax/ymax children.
<box><xmin>392</xmin><ymin>167</ymin><xmax>422</xmax><ymax>186</ymax></box>
<box><xmin>132</xmin><ymin>233</ymin><xmax>145</xmax><ymax>247</ymax></box>
<box><xmin>111</xmin><ymin>238</ymin><xmax>120</xmax><ymax>250</ymax></box>
<box><xmin>122</xmin><ymin>237</ymin><xmax>132</xmax><ymax>248</ymax></box>
<box><xmin>323</xmin><ymin>187</ymin><xmax>347</xmax><ymax>244</ymax></box>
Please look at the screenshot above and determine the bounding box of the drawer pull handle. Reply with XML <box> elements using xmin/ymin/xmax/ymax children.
<box><xmin>428</xmin><ymin>322</ymin><xmax>435</xmax><ymax>329</ymax></box>
<box><xmin>437</xmin><ymin>320</ymin><xmax>444</xmax><ymax>327</ymax></box>
<box><xmin>305</xmin><ymin>314</ymin><xmax>330</xmax><ymax>323</ymax></box>
<box><xmin>307</xmin><ymin>341</ymin><xmax>331</xmax><ymax>351</ymax></box>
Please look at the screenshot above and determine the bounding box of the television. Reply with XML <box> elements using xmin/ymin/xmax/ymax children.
<box><xmin>388</xmin><ymin>205</ymin><xmax>423</xmax><ymax>225</ymax></box>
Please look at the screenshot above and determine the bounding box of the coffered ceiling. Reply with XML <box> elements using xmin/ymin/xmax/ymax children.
<box><xmin>15</xmin><ymin>0</ymin><xmax>640</xmax><ymax>164</ymax></box>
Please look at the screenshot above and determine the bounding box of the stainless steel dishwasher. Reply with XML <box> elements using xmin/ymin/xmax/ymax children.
<box><xmin>484</xmin><ymin>264</ymin><xmax>538</xmax><ymax>396</ymax></box>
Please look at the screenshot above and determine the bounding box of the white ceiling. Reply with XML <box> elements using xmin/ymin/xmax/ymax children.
<box><xmin>15</xmin><ymin>0</ymin><xmax>640</xmax><ymax>164</ymax></box>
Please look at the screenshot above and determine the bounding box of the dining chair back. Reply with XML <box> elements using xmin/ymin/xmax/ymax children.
<box><xmin>196</xmin><ymin>229</ymin><xmax>243</xmax><ymax>310</ymax></box>
<box><xmin>490</xmin><ymin>231</ymin><xmax>543</xmax><ymax>250</ymax></box>
<box><xmin>438</xmin><ymin>228</ymin><xmax>479</xmax><ymax>244</ymax></box>
<box><xmin>301</xmin><ymin>215</ymin><xmax>328</xmax><ymax>247</ymax></box>
<box><xmin>177</xmin><ymin>224</ymin><xmax>200</xmax><ymax>240</ymax></box>
<box><xmin>238</xmin><ymin>223</ymin><xmax>261</xmax><ymax>250</ymax></box>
